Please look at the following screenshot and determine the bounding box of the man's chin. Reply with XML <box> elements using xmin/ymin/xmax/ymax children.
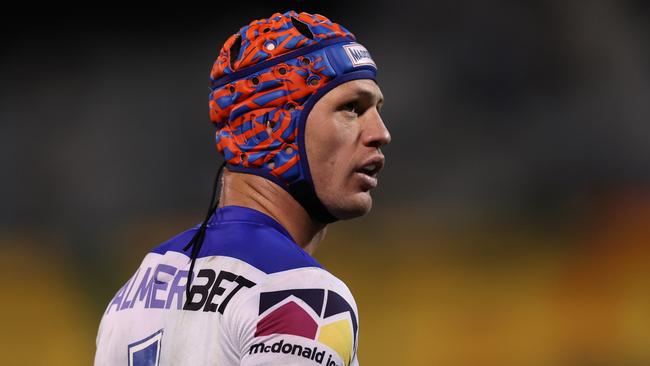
<box><xmin>328</xmin><ymin>192</ymin><xmax>373</xmax><ymax>220</ymax></box>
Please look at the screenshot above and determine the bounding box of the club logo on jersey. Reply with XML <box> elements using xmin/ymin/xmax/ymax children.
<box><xmin>343</xmin><ymin>43</ymin><xmax>376</xmax><ymax>68</ymax></box>
<box><xmin>249</xmin><ymin>289</ymin><xmax>357</xmax><ymax>366</ymax></box>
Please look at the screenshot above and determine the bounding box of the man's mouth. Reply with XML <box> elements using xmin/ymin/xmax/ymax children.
<box><xmin>355</xmin><ymin>171</ymin><xmax>378</xmax><ymax>190</ymax></box>
<box><xmin>354</xmin><ymin>156</ymin><xmax>385</xmax><ymax>190</ymax></box>
<box><xmin>357</xmin><ymin>163</ymin><xmax>380</xmax><ymax>177</ymax></box>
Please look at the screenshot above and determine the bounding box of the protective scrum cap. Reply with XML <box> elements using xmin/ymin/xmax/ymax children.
<box><xmin>209</xmin><ymin>10</ymin><xmax>378</xmax><ymax>223</ymax></box>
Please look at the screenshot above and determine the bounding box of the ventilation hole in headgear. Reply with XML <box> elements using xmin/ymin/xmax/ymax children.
<box><xmin>263</xmin><ymin>27</ymin><xmax>271</xmax><ymax>33</ymax></box>
<box><xmin>228</xmin><ymin>85</ymin><xmax>235</xmax><ymax>93</ymax></box>
<box><xmin>291</xmin><ymin>17</ymin><xmax>314</xmax><ymax>39</ymax></box>
<box><xmin>286</xmin><ymin>103</ymin><xmax>296</xmax><ymax>111</ymax></box>
<box><xmin>251</xmin><ymin>76</ymin><xmax>260</xmax><ymax>85</ymax></box>
<box><xmin>267</xmin><ymin>161</ymin><xmax>275</xmax><ymax>169</ymax></box>
<box><xmin>301</xmin><ymin>57</ymin><xmax>311</xmax><ymax>66</ymax></box>
<box><xmin>229</xmin><ymin>34</ymin><xmax>242</xmax><ymax>68</ymax></box>
<box><xmin>308</xmin><ymin>76</ymin><xmax>320</xmax><ymax>86</ymax></box>
<box><xmin>278</xmin><ymin>67</ymin><xmax>287</xmax><ymax>75</ymax></box>
<box><xmin>285</xmin><ymin>147</ymin><xmax>294</xmax><ymax>154</ymax></box>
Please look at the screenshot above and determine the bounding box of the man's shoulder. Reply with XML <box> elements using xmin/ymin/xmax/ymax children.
<box><xmin>227</xmin><ymin>266</ymin><xmax>360</xmax><ymax>366</ymax></box>
<box><xmin>226</xmin><ymin>262</ymin><xmax>358</xmax><ymax>331</ymax></box>
<box><xmin>251</xmin><ymin>266</ymin><xmax>358</xmax><ymax>318</ymax></box>
<box><xmin>149</xmin><ymin>219</ymin><xmax>322</xmax><ymax>275</ymax></box>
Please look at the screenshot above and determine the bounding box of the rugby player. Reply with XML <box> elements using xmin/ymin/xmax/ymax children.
<box><xmin>94</xmin><ymin>10</ymin><xmax>390</xmax><ymax>366</ymax></box>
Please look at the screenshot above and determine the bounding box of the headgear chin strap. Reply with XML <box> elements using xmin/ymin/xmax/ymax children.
<box><xmin>208</xmin><ymin>10</ymin><xmax>378</xmax><ymax>223</ymax></box>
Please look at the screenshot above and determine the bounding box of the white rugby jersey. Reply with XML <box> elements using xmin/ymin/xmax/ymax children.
<box><xmin>95</xmin><ymin>205</ymin><xmax>359</xmax><ymax>366</ymax></box>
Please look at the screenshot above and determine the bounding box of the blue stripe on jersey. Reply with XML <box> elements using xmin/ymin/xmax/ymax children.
<box><xmin>150</xmin><ymin>205</ymin><xmax>322</xmax><ymax>274</ymax></box>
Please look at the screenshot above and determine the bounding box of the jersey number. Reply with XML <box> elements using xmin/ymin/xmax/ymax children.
<box><xmin>128</xmin><ymin>329</ymin><xmax>163</xmax><ymax>366</ymax></box>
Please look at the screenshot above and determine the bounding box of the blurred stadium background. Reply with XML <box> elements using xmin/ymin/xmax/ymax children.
<box><xmin>2</xmin><ymin>1</ymin><xmax>650</xmax><ymax>365</ymax></box>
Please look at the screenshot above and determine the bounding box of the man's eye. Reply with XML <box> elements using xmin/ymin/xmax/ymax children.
<box><xmin>343</xmin><ymin>102</ymin><xmax>358</xmax><ymax>114</ymax></box>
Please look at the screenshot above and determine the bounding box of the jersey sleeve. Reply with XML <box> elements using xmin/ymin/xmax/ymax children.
<box><xmin>223</xmin><ymin>266</ymin><xmax>360</xmax><ymax>366</ymax></box>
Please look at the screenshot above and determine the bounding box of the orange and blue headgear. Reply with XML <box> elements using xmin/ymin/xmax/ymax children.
<box><xmin>208</xmin><ymin>10</ymin><xmax>378</xmax><ymax>223</ymax></box>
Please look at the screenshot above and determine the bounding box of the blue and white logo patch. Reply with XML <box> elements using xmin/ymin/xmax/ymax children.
<box><xmin>343</xmin><ymin>43</ymin><xmax>376</xmax><ymax>68</ymax></box>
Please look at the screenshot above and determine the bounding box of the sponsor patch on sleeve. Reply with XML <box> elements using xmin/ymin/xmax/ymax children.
<box><xmin>342</xmin><ymin>43</ymin><xmax>376</xmax><ymax>68</ymax></box>
<box><xmin>248</xmin><ymin>288</ymin><xmax>358</xmax><ymax>366</ymax></box>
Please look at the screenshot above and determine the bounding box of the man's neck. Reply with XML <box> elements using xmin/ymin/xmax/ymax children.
<box><xmin>217</xmin><ymin>170</ymin><xmax>328</xmax><ymax>254</ymax></box>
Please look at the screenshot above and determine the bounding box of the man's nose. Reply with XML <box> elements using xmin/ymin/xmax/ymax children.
<box><xmin>362</xmin><ymin>109</ymin><xmax>391</xmax><ymax>148</ymax></box>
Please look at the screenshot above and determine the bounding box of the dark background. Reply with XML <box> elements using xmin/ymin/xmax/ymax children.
<box><xmin>2</xmin><ymin>1</ymin><xmax>650</xmax><ymax>364</ymax></box>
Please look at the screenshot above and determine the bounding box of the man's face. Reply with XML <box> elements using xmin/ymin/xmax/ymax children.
<box><xmin>305</xmin><ymin>79</ymin><xmax>391</xmax><ymax>220</ymax></box>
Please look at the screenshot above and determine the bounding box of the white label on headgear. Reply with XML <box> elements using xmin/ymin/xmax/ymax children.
<box><xmin>343</xmin><ymin>43</ymin><xmax>376</xmax><ymax>68</ymax></box>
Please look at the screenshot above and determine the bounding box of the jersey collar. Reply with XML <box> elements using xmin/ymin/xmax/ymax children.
<box><xmin>208</xmin><ymin>205</ymin><xmax>296</xmax><ymax>243</ymax></box>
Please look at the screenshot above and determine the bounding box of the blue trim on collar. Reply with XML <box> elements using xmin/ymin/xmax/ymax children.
<box><xmin>207</xmin><ymin>205</ymin><xmax>295</xmax><ymax>242</ymax></box>
<box><xmin>150</xmin><ymin>205</ymin><xmax>323</xmax><ymax>274</ymax></box>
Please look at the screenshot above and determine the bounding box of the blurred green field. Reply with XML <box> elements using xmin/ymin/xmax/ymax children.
<box><xmin>2</xmin><ymin>199</ymin><xmax>649</xmax><ymax>365</ymax></box>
